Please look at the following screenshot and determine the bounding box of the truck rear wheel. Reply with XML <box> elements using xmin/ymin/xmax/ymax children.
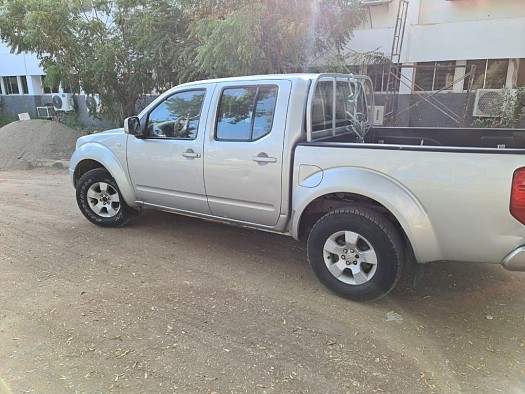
<box><xmin>307</xmin><ymin>208</ymin><xmax>404</xmax><ymax>301</ymax></box>
<box><xmin>76</xmin><ymin>168</ymin><xmax>134</xmax><ymax>227</ymax></box>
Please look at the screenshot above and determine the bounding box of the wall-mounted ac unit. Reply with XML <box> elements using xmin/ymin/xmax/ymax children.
<box><xmin>36</xmin><ymin>106</ymin><xmax>54</xmax><ymax>119</ymax></box>
<box><xmin>373</xmin><ymin>106</ymin><xmax>384</xmax><ymax>126</ymax></box>
<box><xmin>361</xmin><ymin>0</ymin><xmax>392</xmax><ymax>5</ymax></box>
<box><xmin>473</xmin><ymin>89</ymin><xmax>506</xmax><ymax>117</ymax></box>
<box><xmin>52</xmin><ymin>93</ymin><xmax>75</xmax><ymax>112</ymax></box>
<box><xmin>86</xmin><ymin>93</ymin><xmax>101</xmax><ymax>114</ymax></box>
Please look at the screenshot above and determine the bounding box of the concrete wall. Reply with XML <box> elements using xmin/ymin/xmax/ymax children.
<box><xmin>0</xmin><ymin>94</ymin><xmax>107</xmax><ymax>127</ymax></box>
<box><xmin>0</xmin><ymin>94</ymin><xmax>158</xmax><ymax>127</ymax></box>
<box><xmin>0</xmin><ymin>94</ymin><xmax>46</xmax><ymax>116</ymax></box>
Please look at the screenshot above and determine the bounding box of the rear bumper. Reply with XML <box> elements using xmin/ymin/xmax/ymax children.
<box><xmin>502</xmin><ymin>246</ymin><xmax>525</xmax><ymax>272</ymax></box>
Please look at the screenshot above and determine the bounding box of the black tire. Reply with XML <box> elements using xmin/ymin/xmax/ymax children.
<box><xmin>76</xmin><ymin>168</ymin><xmax>135</xmax><ymax>227</ymax></box>
<box><xmin>307</xmin><ymin>207</ymin><xmax>404</xmax><ymax>302</ymax></box>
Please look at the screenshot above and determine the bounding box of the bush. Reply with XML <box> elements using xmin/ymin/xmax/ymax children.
<box><xmin>472</xmin><ymin>86</ymin><xmax>525</xmax><ymax>128</ymax></box>
<box><xmin>0</xmin><ymin>112</ymin><xmax>18</xmax><ymax>128</ymax></box>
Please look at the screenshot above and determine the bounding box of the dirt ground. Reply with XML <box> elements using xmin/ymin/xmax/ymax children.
<box><xmin>0</xmin><ymin>169</ymin><xmax>524</xmax><ymax>394</ymax></box>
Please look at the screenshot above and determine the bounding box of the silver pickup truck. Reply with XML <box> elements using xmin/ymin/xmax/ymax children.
<box><xmin>70</xmin><ymin>73</ymin><xmax>525</xmax><ymax>301</ymax></box>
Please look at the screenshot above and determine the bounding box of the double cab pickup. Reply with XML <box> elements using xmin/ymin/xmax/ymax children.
<box><xmin>70</xmin><ymin>73</ymin><xmax>525</xmax><ymax>301</ymax></box>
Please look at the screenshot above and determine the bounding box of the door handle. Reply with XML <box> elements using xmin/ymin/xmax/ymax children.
<box><xmin>182</xmin><ymin>150</ymin><xmax>201</xmax><ymax>159</ymax></box>
<box><xmin>252</xmin><ymin>156</ymin><xmax>277</xmax><ymax>163</ymax></box>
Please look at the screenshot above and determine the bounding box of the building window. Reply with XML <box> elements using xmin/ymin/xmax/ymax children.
<box><xmin>414</xmin><ymin>61</ymin><xmax>456</xmax><ymax>91</ymax></box>
<box><xmin>20</xmin><ymin>76</ymin><xmax>29</xmax><ymax>94</ymax></box>
<box><xmin>41</xmin><ymin>76</ymin><xmax>59</xmax><ymax>94</ymax></box>
<box><xmin>518</xmin><ymin>59</ymin><xmax>525</xmax><ymax>87</ymax></box>
<box><xmin>367</xmin><ymin>65</ymin><xmax>388</xmax><ymax>92</ymax></box>
<box><xmin>463</xmin><ymin>59</ymin><xmax>509</xmax><ymax>90</ymax></box>
<box><xmin>372</xmin><ymin>65</ymin><xmax>401</xmax><ymax>93</ymax></box>
<box><xmin>3</xmin><ymin>76</ymin><xmax>19</xmax><ymax>95</ymax></box>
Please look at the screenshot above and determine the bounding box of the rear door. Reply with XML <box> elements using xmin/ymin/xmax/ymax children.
<box><xmin>203</xmin><ymin>79</ymin><xmax>291</xmax><ymax>226</ymax></box>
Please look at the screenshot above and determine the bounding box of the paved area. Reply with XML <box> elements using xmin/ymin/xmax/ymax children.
<box><xmin>0</xmin><ymin>169</ymin><xmax>524</xmax><ymax>393</ymax></box>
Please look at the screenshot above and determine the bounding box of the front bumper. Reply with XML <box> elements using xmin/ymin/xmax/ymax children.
<box><xmin>502</xmin><ymin>246</ymin><xmax>525</xmax><ymax>272</ymax></box>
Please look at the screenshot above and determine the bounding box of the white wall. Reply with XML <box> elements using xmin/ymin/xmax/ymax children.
<box><xmin>348</xmin><ymin>0</ymin><xmax>525</xmax><ymax>63</ymax></box>
<box><xmin>407</xmin><ymin>18</ymin><xmax>525</xmax><ymax>62</ymax></box>
<box><xmin>0</xmin><ymin>41</ymin><xmax>43</xmax><ymax>77</ymax></box>
<box><xmin>419</xmin><ymin>0</ymin><xmax>525</xmax><ymax>25</ymax></box>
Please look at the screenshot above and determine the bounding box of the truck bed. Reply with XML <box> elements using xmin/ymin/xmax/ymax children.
<box><xmin>322</xmin><ymin>127</ymin><xmax>525</xmax><ymax>150</ymax></box>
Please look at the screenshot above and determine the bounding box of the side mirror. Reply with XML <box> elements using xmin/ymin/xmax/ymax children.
<box><xmin>124</xmin><ymin>116</ymin><xmax>141</xmax><ymax>135</ymax></box>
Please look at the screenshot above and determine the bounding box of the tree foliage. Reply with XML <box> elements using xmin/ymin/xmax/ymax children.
<box><xmin>472</xmin><ymin>86</ymin><xmax>525</xmax><ymax>129</ymax></box>
<box><xmin>184</xmin><ymin>0</ymin><xmax>366</xmax><ymax>78</ymax></box>
<box><xmin>0</xmin><ymin>0</ymin><xmax>187</xmax><ymax>124</ymax></box>
<box><xmin>0</xmin><ymin>0</ymin><xmax>367</xmax><ymax>125</ymax></box>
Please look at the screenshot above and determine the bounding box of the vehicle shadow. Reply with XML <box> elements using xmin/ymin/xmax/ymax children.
<box><xmin>130</xmin><ymin>210</ymin><xmax>523</xmax><ymax>310</ymax></box>
<box><xmin>389</xmin><ymin>259</ymin><xmax>521</xmax><ymax>309</ymax></box>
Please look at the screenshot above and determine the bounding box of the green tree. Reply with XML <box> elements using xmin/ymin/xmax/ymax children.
<box><xmin>472</xmin><ymin>86</ymin><xmax>525</xmax><ymax>129</ymax></box>
<box><xmin>182</xmin><ymin>0</ymin><xmax>366</xmax><ymax>78</ymax></box>
<box><xmin>0</xmin><ymin>0</ymin><xmax>187</xmax><ymax>125</ymax></box>
<box><xmin>0</xmin><ymin>0</ymin><xmax>367</xmax><ymax>125</ymax></box>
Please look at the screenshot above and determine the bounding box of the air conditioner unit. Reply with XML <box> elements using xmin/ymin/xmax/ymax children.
<box><xmin>473</xmin><ymin>89</ymin><xmax>508</xmax><ymax>117</ymax></box>
<box><xmin>85</xmin><ymin>93</ymin><xmax>101</xmax><ymax>114</ymax></box>
<box><xmin>373</xmin><ymin>106</ymin><xmax>384</xmax><ymax>126</ymax></box>
<box><xmin>36</xmin><ymin>106</ymin><xmax>54</xmax><ymax>119</ymax></box>
<box><xmin>361</xmin><ymin>0</ymin><xmax>392</xmax><ymax>5</ymax></box>
<box><xmin>52</xmin><ymin>93</ymin><xmax>75</xmax><ymax>112</ymax></box>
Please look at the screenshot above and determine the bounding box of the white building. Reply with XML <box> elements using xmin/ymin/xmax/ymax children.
<box><xmin>0</xmin><ymin>41</ymin><xmax>50</xmax><ymax>96</ymax></box>
<box><xmin>343</xmin><ymin>0</ymin><xmax>525</xmax><ymax>126</ymax></box>
<box><xmin>349</xmin><ymin>0</ymin><xmax>525</xmax><ymax>93</ymax></box>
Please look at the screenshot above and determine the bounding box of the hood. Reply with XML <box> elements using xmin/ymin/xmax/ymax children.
<box><xmin>75</xmin><ymin>128</ymin><xmax>125</xmax><ymax>149</ymax></box>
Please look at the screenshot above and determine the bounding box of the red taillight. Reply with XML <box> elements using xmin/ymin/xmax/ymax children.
<box><xmin>510</xmin><ymin>167</ymin><xmax>525</xmax><ymax>225</ymax></box>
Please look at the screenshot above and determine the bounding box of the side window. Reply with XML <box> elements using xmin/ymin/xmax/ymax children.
<box><xmin>311</xmin><ymin>81</ymin><xmax>333</xmax><ymax>132</ymax></box>
<box><xmin>146</xmin><ymin>90</ymin><xmax>206</xmax><ymax>139</ymax></box>
<box><xmin>216</xmin><ymin>85</ymin><xmax>278</xmax><ymax>141</ymax></box>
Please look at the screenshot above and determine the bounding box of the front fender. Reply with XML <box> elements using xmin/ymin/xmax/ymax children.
<box><xmin>69</xmin><ymin>142</ymin><xmax>138</xmax><ymax>208</ymax></box>
<box><xmin>292</xmin><ymin>167</ymin><xmax>442</xmax><ymax>263</ymax></box>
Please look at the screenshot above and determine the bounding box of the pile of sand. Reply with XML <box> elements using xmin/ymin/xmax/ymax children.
<box><xmin>0</xmin><ymin>119</ymin><xmax>84</xmax><ymax>170</ymax></box>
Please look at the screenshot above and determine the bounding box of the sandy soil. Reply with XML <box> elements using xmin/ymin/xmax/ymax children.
<box><xmin>0</xmin><ymin>169</ymin><xmax>524</xmax><ymax>393</ymax></box>
<box><xmin>0</xmin><ymin>120</ymin><xmax>83</xmax><ymax>170</ymax></box>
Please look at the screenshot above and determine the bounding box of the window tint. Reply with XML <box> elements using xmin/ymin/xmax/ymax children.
<box><xmin>146</xmin><ymin>90</ymin><xmax>206</xmax><ymax>139</ymax></box>
<box><xmin>216</xmin><ymin>85</ymin><xmax>278</xmax><ymax>141</ymax></box>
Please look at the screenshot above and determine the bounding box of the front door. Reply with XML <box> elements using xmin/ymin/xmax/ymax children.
<box><xmin>203</xmin><ymin>80</ymin><xmax>291</xmax><ymax>226</ymax></box>
<box><xmin>127</xmin><ymin>86</ymin><xmax>213</xmax><ymax>214</ymax></box>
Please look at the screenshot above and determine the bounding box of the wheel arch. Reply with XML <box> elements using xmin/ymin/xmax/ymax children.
<box><xmin>292</xmin><ymin>167</ymin><xmax>441</xmax><ymax>263</ymax></box>
<box><xmin>70</xmin><ymin>143</ymin><xmax>138</xmax><ymax>208</ymax></box>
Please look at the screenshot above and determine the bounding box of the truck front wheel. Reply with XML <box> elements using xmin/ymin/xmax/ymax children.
<box><xmin>307</xmin><ymin>208</ymin><xmax>404</xmax><ymax>301</ymax></box>
<box><xmin>76</xmin><ymin>168</ymin><xmax>134</xmax><ymax>227</ymax></box>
